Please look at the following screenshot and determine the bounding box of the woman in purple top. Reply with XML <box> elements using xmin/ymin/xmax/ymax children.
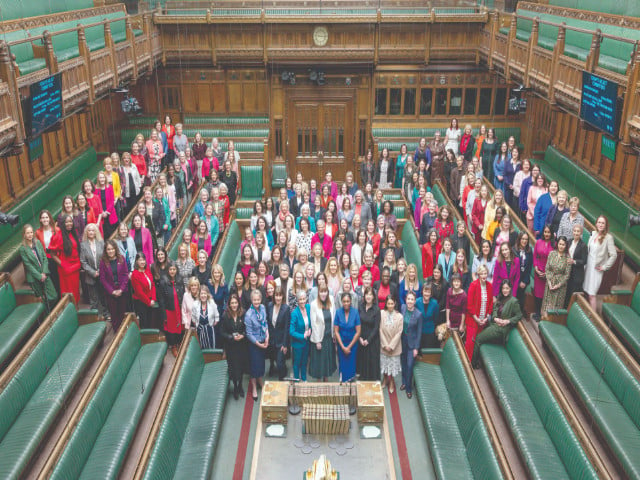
<box><xmin>446</xmin><ymin>273</ymin><xmax>468</xmax><ymax>333</ymax></box>
<box><xmin>99</xmin><ymin>240</ymin><xmax>130</xmax><ymax>331</ymax></box>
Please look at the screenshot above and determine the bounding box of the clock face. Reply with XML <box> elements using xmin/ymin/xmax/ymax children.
<box><xmin>313</xmin><ymin>26</ymin><xmax>328</xmax><ymax>47</ymax></box>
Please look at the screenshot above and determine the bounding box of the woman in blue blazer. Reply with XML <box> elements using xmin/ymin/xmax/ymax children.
<box><xmin>437</xmin><ymin>237</ymin><xmax>455</xmax><ymax>282</ymax></box>
<box><xmin>400</xmin><ymin>291</ymin><xmax>422</xmax><ymax>399</ymax></box>
<box><xmin>289</xmin><ymin>290</ymin><xmax>311</xmax><ymax>381</ymax></box>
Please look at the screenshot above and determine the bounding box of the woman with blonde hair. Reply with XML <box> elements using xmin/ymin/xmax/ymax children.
<box><xmin>209</xmin><ymin>263</ymin><xmax>229</xmax><ymax>318</ymax></box>
<box><xmin>309</xmin><ymin>286</ymin><xmax>337</xmax><ymax>381</ymax></box>
<box><xmin>481</xmin><ymin>188</ymin><xmax>505</xmax><ymax>240</ymax></box>
<box><xmin>191</xmin><ymin>285</ymin><xmax>218</xmax><ymax>349</ymax></box>
<box><xmin>80</xmin><ymin>222</ymin><xmax>107</xmax><ymax>316</ymax></box>
<box><xmin>176</xmin><ymin>243</ymin><xmax>195</xmax><ymax>288</ymax></box>
<box><xmin>584</xmin><ymin>215</ymin><xmax>617</xmax><ymax>310</ymax></box>
<box><xmin>399</xmin><ymin>263</ymin><xmax>421</xmax><ymax>306</ymax></box>
<box><xmin>324</xmin><ymin>257</ymin><xmax>344</xmax><ymax>297</ymax></box>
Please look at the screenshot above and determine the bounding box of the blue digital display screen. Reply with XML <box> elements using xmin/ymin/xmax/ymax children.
<box><xmin>580</xmin><ymin>71</ymin><xmax>619</xmax><ymax>137</ymax></box>
<box><xmin>27</xmin><ymin>73</ymin><xmax>62</xmax><ymax>138</ymax></box>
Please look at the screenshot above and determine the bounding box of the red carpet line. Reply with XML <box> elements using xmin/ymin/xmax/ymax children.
<box><xmin>388</xmin><ymin>390</ymin><xmax>413</xmax><ymax>480</ymax></box>
<box><xmin>232</xmin><ymin>389</ymin><xmax>255</xmax><ymax>480</ymax></box>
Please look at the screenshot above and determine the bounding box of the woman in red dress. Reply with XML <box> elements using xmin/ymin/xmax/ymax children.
<box><xmin>465</xmin><ymin>264</ymin><xmax>493</xmax><ymax>359</ymax></box>
<box><xmin>421</xmin><ymin>229</ymin><xmax>441</xmax><ymax>279</ymax></box>
<box><xmin>48</xmin><ymin>214</ymin><xmax>82</xmax><ymax>304</ymax></box>
<box><xmin>131</xmin><ymin>253</ymin><xmax>157</xmax><ymax>329</ymax></box>
<box><xmin>159</xmin><ymin>262</ymin><xmax>185</xmax><ymax>356</ymax></box>
<box><xmin>83</xmin><ymin>179</ymin><xmax>106</xmax><ymax>237</ymax></box>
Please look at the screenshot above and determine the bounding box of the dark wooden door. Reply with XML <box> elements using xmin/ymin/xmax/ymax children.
<box><xmin>287</xmin><ymin>90</ymin><xmax>354</xmax><ymax>182</ymax></box>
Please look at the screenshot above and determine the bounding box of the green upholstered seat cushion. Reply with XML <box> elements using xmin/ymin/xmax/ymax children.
<box><xmin>182</xmin><ymin>115</ymin><xmax>269</xmax><ymax>125</ymax></box>
<box><xmin>143</xmin><ymin>338</ymin><xmax>203</xmax><ymax>480</ymax></box>
<box><xmin>602</xmin><ymin>303</ymin><xmax>640</xmax><ymax>359</ymax></box>
<box><xmin>0</xmin><ymin>316</ymin><xmax>105</xmax><ymax>479</ymax></box>
<box><xmin>414</xmin><ymin>361</ymin><xmax>475</xmax><ymax>479</ymax></box>
<box><xmin>235</xmin><ymin>207</ymin><xmax>252</xmax><ymax>220</ymax></box>
<box><xmin>18</xmin><ymin>58</ymin><xmax>47</xmax><ymax>75</ymax></box>
<box><xmin>481</xmin><ymin>333</ymin><xmax>572</xmax><ymax>479</ymax></box>
<box><xmin>0</xmin><ymin>282</ymin><xmax>17</xmax><ymax>324</ymax></box>
<box><xmin>218</xmin><ymin>221</ymin><xmax>242</xmax><ymax>280</ymax></box>
<box><xmin>402</xmin><ymin>221</ymin><xmax>422</xmax><ymax>279</ymax></box>
<box><xmin>78</xmin><ymin>341</ymin><xmax>166</xmax><ymax>480</ymax></box>
<box><xmin>0</xmin><ymin>302</ymin><xmax>44</xmax><ymax>368</ymax></box>
<box><xmin>540</xmin><ymin>315</ymin><xmax>640</xmax><ymax>479</ymax></box>
<box><xmin>239</xmin><ymin>165</ymin><xmax>264</xmax><ymax>201</ymax></box>
<box><xmin>172</xmin><ymin>360</ymin><xmax>228</xmax><ymax>479</ymax></box>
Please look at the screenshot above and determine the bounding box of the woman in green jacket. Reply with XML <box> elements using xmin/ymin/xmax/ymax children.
<box><xmin>471</xmin><ymin>279</ymin><xmax>522</xmax><ymax>369</ymax></box>
<box><xmin>19</xmin><ymin>224</ymin><xmax>58</xmax><ymax>310</ymax></box>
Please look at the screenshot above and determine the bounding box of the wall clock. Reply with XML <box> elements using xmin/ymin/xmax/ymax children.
<box><xmin>313</xmin><ymin>26</ymin><xmax>329</xmax><ymax>47</ymax></box>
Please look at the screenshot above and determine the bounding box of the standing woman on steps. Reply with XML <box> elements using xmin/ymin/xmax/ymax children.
<box><xmin>246</xmin><ymin>289</ymin><xmax>269</xmax><ymax>400</ymax></box>
<box><xmin>356</xmin><ymin>286</ymin><xmax>381</xmax><ymax>381</ymax></box>
<box><xmin>95</xmin><ymin>171</ymin><xmax>119</xmax><ymax>239</ymax></box>
<box><xmin>49</xmin><ymin>214</ymin><xmax>82</xmax><ymax>305</ymax></box>
<box><xmin>158</xmin><ymin>262</ymin><xmax>184</xmax><ymax>356</ymax></box>
<box><xmin>584</xmin><ymin>215</ymin><xmax>617</xmax><ymax>311</ymax></box>
<box><xmin>74</xmin><ymin>193</ymin><xmax>97</xmax><ymax>240</ymax></box>
<box><xmin>20</xmin><ymin>224</ymin><xmax>58</xmax><ymax>311</ymax></box>
<box><xmin>221</xmin><ymin>293</ymin><xmax>249</xmax><ymax>400</ymax></box>
<box><xmin>36</xmin><ymin>209</ymin><xmax>60</xmax><ymax>295</ymax></box>
<box><xmin>99</xmin><ymin>240</ymin><xmax>129</xmax><ymax>331</ymax></box>
<box><xmin>360</xmin><ymin>148</ymin><xmax>376</xmax><ymax>188</ymax></box>
<box><xmin>395</xmin><ymin>144</ymin><xmax>409</xmax><ymax>189</ymax></box>
<box><xmin>131</xmin><ymin>252</ymin><xmax>157</xmax><ymax>329</ymax></box>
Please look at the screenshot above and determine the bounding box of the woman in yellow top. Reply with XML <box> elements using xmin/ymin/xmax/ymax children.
<box><xmin>485</xmin><ymin>206</ymin><xmax>505</xmax><ymax>243</ymax></box>
<box><xmin>103</xmin><ymin>156</ymin><xmax>122</xmax><ymax>200</ymax></box>
<box><xmin>481</xmin><ymin>188</ymin><xmax>506</xmax><ymax>240</ymax></box>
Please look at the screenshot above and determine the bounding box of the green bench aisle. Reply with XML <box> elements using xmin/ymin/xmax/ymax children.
<box><xmin>538</xmin><ymin>146</ymin><xmax>638</xmax><ymax>265</ymax></box>
<box><xmin>0</xmin><ymin>146</ymin><xmax>102</xmax><ymax>272</ymax></box>
<box><xmin>480</xmin><ymin>329</ymin><xmax>600</xmax><ymax>480</ymax></box>
<box><xmin>540</xmin><ymin>303</ymin><xmax>640</xmax><ymax>478</ymax></box>
<box><xmin>601</xmin><ymin>277</ymin><xmax>640</xmax><ymax>360</ymax></box>
<box><xmin>0</xmin><ymin>278</ymin><xmax>45</xmax><ymax>369</ymax></box>
<box><xmin>47</xmin><ymin>322</ymin><xmax>166</xmax><ymax>480</ymax></box>
<box><xmin>217</xmin><ymin>220</ymin><xmax>242</xmax><ymax>280</ymax></box>
<box><xmin>141</xmin><ymin>337</ymin><xmax>228</xmax><ymax>480</ymax></box>
<box><xmin>402</xmin><ymin>221</ymin><xmax>423</xmax><ymax>279</ymax></box>
<box><xmin>0</xmin><ymin>300</ymin><xmax>105</xmax><ymax>479</ymax></box>
<box><xmin>414</xmin><ymin>340</ymin><xmax>505</xmax><ymax>479</ymax></box>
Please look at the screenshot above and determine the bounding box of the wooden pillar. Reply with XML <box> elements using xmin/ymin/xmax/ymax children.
<box><xmin>586</xmin><ymin>29</ymin><xmax>601</xmax><ymax>72</ymax></box>
<box><xmin>548</xmin><ymin>23</ymin><xmax>565</xmax><ymax>105</ymax></box>
<box><xmin>487</xmin><ymin>10</ymin><xmax>499</xmax><ymax>70</ymax></box>
<box><xmin>620</xmin><ymin>43</ymin><xmax>640</xmax><ymax>147</ymax></box>
<box><xmin>504</xmin><ymin>13</ymin><xmax>517</xmax><ymax>80</ymax></box>
<box><xmin>0</xmin><ymin>41</ymin><xmax>24</xmax><ymax>148</ymax></box>
<box><xmin>525</xmin><ymin>17</ymin><xmax>539</xmax><ymax>87</ymax></box>
<box><xmin>126</xmin><ymin>17</ymin><xmax>138</xmax><ymax>80</ymax></box>
<box><xmin>77</xmin><ymin>25</ymin><xmax>95</xmax><ymax>104</ymax></box>
<box><xmin>104</xmin><ymin>21</ymin><xmax>119</xmax><ymax>87</ymax></box>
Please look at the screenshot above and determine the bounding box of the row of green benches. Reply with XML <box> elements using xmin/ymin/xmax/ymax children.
<box><xmin>538</xmin><ymin>146</ymin><xmax>640</xmax><ymax>266</ymax></box>
<box><xmin>0</xmin><ymin>0</ymin><xmax>93</xmax><ymax>22</ymax></box>
<box><xmin>5</xmin><ymin>12</ymin><xmax>142</xmax><ymax>77</ymax></box>
<box><xmin>540</xmin><ymin>299</ymin><xmax>640</xmax><ymax>478</ymax></box>
<box><xmin>372</xmin><ymin>126</ymin><xmax>521</xmax><ymax>144</ymax></box>
<box><xmin>503</xmin><ymin>5</ymin><xmax>640</xmax><ymax>75</ymax></box>
<box><xmin>0</xmin><ymin>146</ymin><xmax>103</xmax><ymax>273</ymax></box>
<box><xmin>414</xmin><ymin>339</ymin><xmax>506</xmax><ymax>479</ymax></box>
<box><xmin>601</xmin><ymin>274</ymin><xmax>640</xmax><ymax>361</ymax></box>
<box><xmin>547</xmin><ymin>0</ymin><xmax>640</xmax><ymax>18</ymax></box>
<box><xmin>0</xmin><ymin>298</ymin><xmax>106</xmax><ymax>479</ymax></box>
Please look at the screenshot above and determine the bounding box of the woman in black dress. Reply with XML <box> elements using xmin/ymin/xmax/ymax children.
<box><xmin>428</xmin><ymin>264</ymin><xmax>449</xmax><ymax>326</ymax></box>
<box><xmin>220</xmin><ymin>293</ymin><xmax>249</xmax><ymax>400</ymax></box>
<box><xmin>356</xmin><ymin>286</ymin><xmax>381</xmax><ymax>381</ymax></box>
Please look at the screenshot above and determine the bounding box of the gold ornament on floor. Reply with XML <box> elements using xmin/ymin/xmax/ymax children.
<box><xmin>305</xmin><ymin>454</ymin><xmax>338</xmax><ymax>480</ymax></box>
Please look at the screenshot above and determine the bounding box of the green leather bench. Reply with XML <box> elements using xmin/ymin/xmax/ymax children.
<box><xmin>414</xmin><ymin>340</ymin><xmax>505</xmax><ymax>479</ymax></box>
<box><xmin>183</xmin><ymin>128</ymin><xmax>269</xmax><ymax>139</ymax></box>
<box><xmin>506</xmin><ymin>9</ymin><xmax>640</xmax><ymax>75</ymax></box>
<box><xmin>217</xmin><ymin>220</ymin><xmax>242</xmax><ymax>280</ymax></box>
<box><xmin>235</xmin><ymin>207</ymin><xmax>252</xmax><ymax>220</ymax></box>
<box><xmin>0</xmin><ymin>302</ymin><xmax>106</xmax><ymax>479</ymax></box>
<box><xmin>549</xmin><ymin>0</ymin><xmax>640</xmax><ymax>18</ymax></box>
<box><xmin>383</xmin><ymin>193</ymin><xmax>402</xmax><ymax>201</ymax></box>
<box><xmin>239</xmin><ymin>165</ymin><xmax>265</xmax><ymax>200</ymax></box>
<box><xmin>0</xmin><ymin>0</ymin><xmax>93</xmax><ymax>21</ymax></box>
<box><xmin>182</xmin><ymin>115</ymin><xmax>269</xmax><ymax>125</ymax></box>
<box><xmin>48</xmin><ymin>323</ymin><xmax>166</xmax><ymax>480</ymax></box>
<box><xmin>538</xmin><ymin>146</ymin><xmax>638</xmax><ymax>265</ymax></box>
<box><xmin>374</xmin><ymin>127</ymin><xmax>521</xmax><ymax>143</ymax></box>
<box><xmin>0</xmin><ymin>146</ymin><xmax>102</xmax><ymax>272</ymax></box>
<box><xmin>126</xmin><ymin>116</ymin><xmax>158</xmax><ymax>126</ymax></box>
<box><xmin>272</xmin><ymin>163</ymin><xmax>287</xmax><ymax>190</ymax></box>
<box><xmin>601</xmin><ymin>282</ymin><xmax>640</xmax><ymax>360</ymax></box>
<box><xmin>142</xmin><ymin>337</ymin><xmax>228</xmax><ymax>480</ymax></box>
<box><xmin>480</xmin><ymin>329</ymin><xmax>600</xmax><ymax>480</ymax></box>
<box><xmin>540</xmin><ymin>304</ymin><xmax>640</xmax><ymax>478</ymax></box>
<box><xmin>3</xmin><ymin>30</ymin><xmax>48</xmax><ymax>75</ymax></box>
<box><xmin>0</xmin><ymin>281</ymin><xmax>44</xmax><ymax>369</ymax></box>
<box><xmin>402</xmin><ymin>221</ymin><xmax>423</xmax><ymax>279</ymax></box>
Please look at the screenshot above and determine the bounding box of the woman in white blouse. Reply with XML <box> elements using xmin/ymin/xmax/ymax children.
<box><xmin>584</xmin><ymin>215</ymin><xmax>617</xmax><ymax>310</ymax></box>
<box><xmin>444</xmin><ymin>118</ymin><xmax>462</xmax><ymax>155</ymax></box>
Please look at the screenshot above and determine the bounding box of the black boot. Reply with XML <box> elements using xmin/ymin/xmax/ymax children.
<box><xmin>238</xmin><ymin>382</ymin><xmax>245</xmax><ymax>398</ymax></box>
<box><xmin>233</xmin><ymin>381</ymin><xmax>239</xmax><ymax>400</ymax></box>
<box><xmin>268</xmin><ymin>361</ymin><xmax>276</xmax><ymax>377</ymax></box>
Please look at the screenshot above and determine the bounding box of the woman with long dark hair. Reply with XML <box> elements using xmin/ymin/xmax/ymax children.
<box><xmin>99</xmin><ymin>239</ymin><xmax>129</xmax><ymax>331</ymax></box>
<box><xmin>221</xmin><ymin>293</ymin><xmax>249</xmax><ymax>400</ymax></box>
<box><xmin>48</xmin><ymin>214</ymin><xmax>82</xmax><ymax>304</ymax></box>
<box><xmin>357</xmin><ymin>286</ymin><xmax>381</xmax><ymax>381</ymax></box>
<box><xmin>19</xmin><ymin>224</ymin><xmax>57</xmax><ymax>310</ymax></box>
<box><xmin>36</xmin><ymin>210</ymin><xmax>60</xmax><ymax>296</ymax></box>
<box><xmin>158</xmin><ymin>262</ymin><xmax>185</xmax><ymax>356</ymax></box>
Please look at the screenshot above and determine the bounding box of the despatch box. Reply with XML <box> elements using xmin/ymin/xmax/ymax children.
<box><xmin>261</xmin><ymin>381</ymin><xmax>289</xmax><ymax>424</ymax></box>
<box><xmin>356</xmin><ymin>381</ymin><xmax>384</xmax><ymax>424</ymax></box>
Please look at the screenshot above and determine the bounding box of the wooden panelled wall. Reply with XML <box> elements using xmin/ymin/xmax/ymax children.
<box><xmin>525</xmin><ymin>95</ymin><xmax>640</xmax><ymax>207</ymax></box>
<box><xmin>0</xmin><ymin>96</ymin><xmax>126</xmax><ymax>209</ymax></box>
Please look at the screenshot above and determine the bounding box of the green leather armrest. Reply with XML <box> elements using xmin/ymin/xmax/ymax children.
<box><xmin>610</xmin><ymin>289</ymin><xmax>632</xmax><ymax>296</ymax></box>
<box><xmin>546</xmin><ymin>309</ymin><xmax>568</xmax><ymax>316</ymax></box>
<box><xmin>420</xmin><ymin>348</ymin><xmax>443</xmax><ymax>355</ymax></box>
<box><xmin>202</xmin><ymin>348</ymin><xmax>224</xmax><ymax>355</ymax></box>
<box><xmin>140</xmin><ymin>328</ymin><xmax>162</xmax><ymax>335</ymax></box>
<box><xmin>14</xmin><ymin>289</ymin><xmax>35</xmax><ymax>296</ymax></box>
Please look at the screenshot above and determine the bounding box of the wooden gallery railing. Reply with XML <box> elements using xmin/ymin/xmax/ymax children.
<box><xmin>480</xmin><ymin>9</ymin><xmax>640</xmax><ymax>146</ymax></box>
<box><xmin>0</xmin><ymin>10</ymin><xmax>160</xmax><ymax>150</ymax></box>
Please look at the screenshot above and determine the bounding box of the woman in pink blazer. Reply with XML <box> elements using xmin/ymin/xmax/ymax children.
<box><xmin>492</xmin><ymin>242</ymin><xmax>520</xmax><ymax>297</ymax></box>
<box><xmin>95</xmin><ymin>171</ymin><xmax>119</xmax><ymax>239</ymax></box>
<box><xmin>130</xmin><ymin>213</ymin><xmax>154</xmax><ymax>266</ymax></box>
